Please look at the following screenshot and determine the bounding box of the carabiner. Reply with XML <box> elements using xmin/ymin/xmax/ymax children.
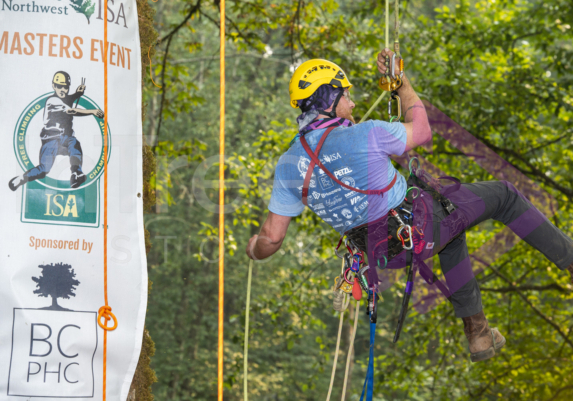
<box><xmin>400</xmin><ymin>225</ymin><xmax>414</xmax><ymax>250</ymax></box>
<box><xmin>388</xmin><ymin>92</ymin><xmax>402</xmax><ymax>121</ymax></box>
<box><xmin>334</xmin><ymin>238</ymin><xmax>344</xmax><ymax>259</ymax></box>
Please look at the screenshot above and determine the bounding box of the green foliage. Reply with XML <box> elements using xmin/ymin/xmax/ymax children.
<box><xmin>142</xmin><ymin>0</ymin><xmax>573</xmax><ymax>399</ymax></box>
<box><xmin>69</xmin><ymin>0</ymin><xmax>95</xmax><ymax>24</ymax></box>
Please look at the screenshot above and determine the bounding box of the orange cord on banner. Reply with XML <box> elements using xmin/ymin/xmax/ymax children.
<box><xmin>97</xmin><ymin>3</ymin><xmax>118</xmax><ymax>401</ymax></box>
<box><xmin>218</xmin><ymin>0</ymin><xmax>225</xmax><ymax>399</ymax></box>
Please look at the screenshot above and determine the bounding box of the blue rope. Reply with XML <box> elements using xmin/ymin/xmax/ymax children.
<box><xmin>360</xmin><ymin>308</ymin><xmax>376</xmax><ymax>400</ymax></box>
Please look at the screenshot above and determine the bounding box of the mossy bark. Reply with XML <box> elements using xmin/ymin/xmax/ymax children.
<box><xmin>127</xmin><ymin>1</ymin><xmax>158</xmax><ymax>400</ymax></box>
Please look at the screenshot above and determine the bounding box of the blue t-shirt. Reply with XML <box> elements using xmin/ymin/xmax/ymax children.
<box><xmin>268</xmin><ymin>120</ymin><xmax>408</xmax><ymax>234</ymax></box>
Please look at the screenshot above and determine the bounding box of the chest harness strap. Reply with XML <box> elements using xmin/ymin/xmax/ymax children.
<box><xmin>299</xmin><ymin>126</ymin><xmax>398</xmax><ymax>206</ymax></box>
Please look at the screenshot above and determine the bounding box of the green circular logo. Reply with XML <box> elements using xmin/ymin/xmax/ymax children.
<box><xmin>13</xmin><ymin>93</ymin><xmax>111</xmax><ymax>191</ymax></box>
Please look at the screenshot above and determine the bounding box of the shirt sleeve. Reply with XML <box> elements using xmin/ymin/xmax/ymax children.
<box><xmin>268</xmin><ymin>154</ymin><xmax>305</xmax><ymax>217</ymax></box>
<box><xmin>369</xmin><ymin>120</ymin><xmax>407</xmax><ymax>156</ymax></box>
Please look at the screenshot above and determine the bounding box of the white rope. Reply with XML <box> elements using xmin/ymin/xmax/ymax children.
<box><xmin>326</xmin><ymin>258</ymin><xmax>352</xmax><ymax>401</ymax></box>
<box><xmin>340</xmin><ymin>300</ymin><xmax>360</xmax><ymax>400</ymax></box>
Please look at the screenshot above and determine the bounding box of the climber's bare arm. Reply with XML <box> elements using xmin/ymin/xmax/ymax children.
<box><xmin>246</xmin><ymin>212</ymin><xmax>291</xmax><ymax>260</ymax></box>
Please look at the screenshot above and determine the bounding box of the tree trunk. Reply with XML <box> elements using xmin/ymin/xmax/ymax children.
<box><xmin>51</xmin><ymin>296</ymin><xmax>59</xmax><ymax>308</ymax></box>
<box><xmin>127</xmin><ymin>1</ymin><xmax>158</xmax><ymax>400</ymax></box>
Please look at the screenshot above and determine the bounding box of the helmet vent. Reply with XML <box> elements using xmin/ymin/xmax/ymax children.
<box><xmin>298</xmin><ymin>80</ymin><xmax>311</xmax><ymax>90</ymax></box>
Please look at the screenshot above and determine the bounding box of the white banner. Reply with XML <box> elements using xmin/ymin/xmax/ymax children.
<box><xmin>0</xmin><ymin>1</ymin><xmax>147</xmax><ymax>400</ymax></box>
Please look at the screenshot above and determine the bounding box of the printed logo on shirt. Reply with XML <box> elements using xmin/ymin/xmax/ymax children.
<box><xmin>297</xmin><ymin>157</ymin><xmax>310</xmax><ymax>174</ymax></box>
<box><xmin>334</xmin><ymin>167</ymin><xmax>353</xmax><ymax>179</ymax></box>
<box><xmin>344</xmin><ymin>221</ymin><xmax>352</xmax><ymax>226</ymax></box>
<box><xmin>316</xmin><ymin>210</ymin><xmax>326</xmax><ymax>216</ymax></box>
<box><xmin>354</xmin><ymin>201</ymin><xmax>369</xmax><ymax>213</ymax></box>
<box><xmin>313</xmin><ymin>203</ymin><xmax>325</xmax><ymax>210</ymax></box>
<box><xmin>328</xmin><ymin>205</ymin><xmax>345</xmax><ymax>212</ymax></box>
<box><xmin>309</xmin><ymin>175</ymin><xmax>317</xmax><ymax>188</ymax></box>
<box><xmin>332</xmin><ymin>213</ymin><xmax>342</xmax><ymax>221</ymax></box>
<box><xmin>325</xmin><ymin>196</ymin><xmax>342</xmax><ymax>207</ymax></box>
<box><xmin>321</xmin><ymin>188</ymin><xmax>341</xmax><ymax>198</ymax></box>
<box><xmin>321</xmin><ymin>152</ymin><xmax>341</xmax><ymax>164</ymax></box>
<box><xmin>312</xmin><ymin>191</ymin><xmax>321</xmax><ymax>200</ymax></box>
<box><xmin>340</xmin><ymin>176</ymin><xmax>356</xmax><ymax>190</ymax></box>
<box><xmin>333</xmin><ymin>223</ymin><xmax>344</xmax><ymax>229</ymax></box>
<box><xmin>324</xmin><ymin>218</ymin><xmax>333</xmax><ymax>222</ymax></box>
<box><xmin>341</xmin><ymin>208</ymin><xmax>352</xmax><ymax>219</ymax></box>
<box><xmin>350</xmin><ymin>195</ymin><xmax>363</xmax><ymax>205</ymax></box>
<box><xmin>319</xmin><ymin>175</ymin><xmax>334</xmax><ymax>190</ymax></box>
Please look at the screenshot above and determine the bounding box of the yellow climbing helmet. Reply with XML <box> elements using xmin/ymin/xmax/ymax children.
<box><xmin>53</xmin><ymin>71</ymin><xmax>71</xmax><ymax>87</ymax></box>
<box><xmin>289</xmin><ymin>59</ymin><xmax>352</xmax><ymax>108</ymax></box>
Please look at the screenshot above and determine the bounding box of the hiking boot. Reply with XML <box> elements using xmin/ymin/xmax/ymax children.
<box><xmin>70</xmin><ymin>172</ymin><xmax>86</xmax><ymax>188</ymax></box>
<box><xmin>462</xmin><ymin>310</ymin><xmax>506</xmax><ymax>363</ymax></box>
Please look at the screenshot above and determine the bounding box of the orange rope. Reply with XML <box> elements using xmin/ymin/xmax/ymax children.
<box><xmin>97</xmin><ymin>3</ymin><xmax>117</xmax><ymax>401</ymax></box>
<box><xmin>218</xmin><ymin>0</ymin><xmax>225</xmax><ymax>398</ymax></box>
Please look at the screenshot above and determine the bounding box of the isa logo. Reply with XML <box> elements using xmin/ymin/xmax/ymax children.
<box><xmin>9</xmin><ymin>72</ymin><xmax>111</xmax><ymax>228</ymax></box>
<box><xmin>7</xmin><ymin>263</ymin><xmax>97</xmax><ymax>398</ymax></box>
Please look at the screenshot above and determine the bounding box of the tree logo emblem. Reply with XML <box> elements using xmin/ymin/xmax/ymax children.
<box><xmin>32</xmin><ymin>262</ymin><xmax>81</xmax><ymax>311</ymax></box>
<box><xmin>69</xmin><ymin>0</ymin><xmax>95</xmax><ymax>24</ymax></box>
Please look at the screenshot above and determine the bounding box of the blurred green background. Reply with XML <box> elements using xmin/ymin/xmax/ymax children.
<box><xmin>141</xmin><ymin>0</ymin><xmax>573</xmax><ymax>399</ymax></box>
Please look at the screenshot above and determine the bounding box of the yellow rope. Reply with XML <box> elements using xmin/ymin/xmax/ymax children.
<box><xmin>218</xmin><ymin>0</ymin><xmax>226</xmax><ymax>398</ymax></box>
<box><xmin>385</xmin><ymin>0</ymin><xmax>389</xmax><ymax>49</ymax></box>
<box><xmin>359</xmin><ymin>91</ymin><xmax>388</xmax><ymax>123</ymax></box>
<box><xmin>243</xmin><ymin>260</ymin><xmax>253</xmax><ymax>401</ymax></box>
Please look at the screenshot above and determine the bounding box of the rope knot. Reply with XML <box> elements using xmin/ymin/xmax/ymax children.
<box><xmin>98</xmin><ymin>305</ymin><xmax>118</xmax><ymax>331</ymax></box>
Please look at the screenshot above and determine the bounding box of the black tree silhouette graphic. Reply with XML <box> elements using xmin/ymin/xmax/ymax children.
<box><xmin>32</xmin><ymin>263</ymin><xmax>80</xmax><ymax>311</ymax></box>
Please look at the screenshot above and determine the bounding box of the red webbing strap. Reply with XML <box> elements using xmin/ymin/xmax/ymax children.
<box><xmin>300</xmin><ymin>128</ymin><xmax>398</xmax><ymax>206</ymax></box>
<box><xmin>301</xmin><ymin>127</ymin><xmax>336</xmax><ymax>205</ymax></box>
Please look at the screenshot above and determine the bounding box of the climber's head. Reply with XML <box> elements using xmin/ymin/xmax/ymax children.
<box><xmin>289</xmin><ymin>59</ymin><xmax>355</xmax><ymax>124</ymax></box>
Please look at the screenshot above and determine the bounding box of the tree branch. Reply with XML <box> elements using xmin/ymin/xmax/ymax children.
<box><xmin>489</xmin><ymin>265</ymin><xmax>573</xmax><ymax>350</ymax></box>
<box><xmin>160</xmin><ymin>0</ymin><xmax>202</xmax><ymax>44</ymax></box>
<box><xmin>480</xmin><ymin>283</ymin><xmax>571</xmax><ymax>294</ymax></box>
<box><xmin>480</xmin><ymin>137</ymin><xmax>573</xmax><ymax>199</ymax></box>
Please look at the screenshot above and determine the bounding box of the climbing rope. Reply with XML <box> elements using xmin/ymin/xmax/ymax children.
<box><xmin>326</xmin><ymin>259</ymin><xmax>350</xmax><ymax>401</ymax></box>
<box><xmin>243</xmin><ymin>260</ymin><xmax>253</xmax><ymax>401</ymax></box>
<box><xmin>218</xmin><ymin>0</ymin><xmax>226</xmax><ymax>398</ymax></box>
<box><xmin>98</xmin><ymin>3</ymin><xmax>118</xmax><ymax>401</ymax></box>
<box><xmin>340</xmin><ymin>300</ymin><xmax>360</xmax><ymax>400</ymax></box>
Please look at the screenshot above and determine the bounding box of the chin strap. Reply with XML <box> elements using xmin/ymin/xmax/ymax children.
<box><xmin>317</xmin><ymin>89</ymin><xmax>345</xmax><ymax>119</ymax></box>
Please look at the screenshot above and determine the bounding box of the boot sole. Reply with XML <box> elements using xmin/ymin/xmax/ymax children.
<box><xmin>470</xmin><ymin>328</ymin><xmax>506</xmax><ymax>363</ymax></box>
<box><xmin>470</xmin><ymin>346</ymin><xmax>495</xmax><ymax>362</ymax></box>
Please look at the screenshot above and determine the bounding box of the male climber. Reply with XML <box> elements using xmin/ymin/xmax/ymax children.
<box><xmin>245</xmin><ymin>50</ymin><xmax>573</xmax><ymax>362</ymax></box>
<box><xmin>9</xmin><ymin>71</ymin><xmax>104</xmax><ymax>191</ymax></box>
